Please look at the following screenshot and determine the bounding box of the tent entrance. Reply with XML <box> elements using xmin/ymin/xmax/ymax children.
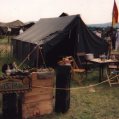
<box><xmin>45</xmin><ymin>37</ymin><xmax>76</xmax><ymax>67</ymax></box>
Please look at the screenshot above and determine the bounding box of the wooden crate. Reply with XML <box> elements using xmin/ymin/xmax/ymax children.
<box><xmin>22</xmin><ymin>99</ymin><xmax>53</xmax><ymax>118</ymax></box>
<box><xmin>22</xmin><ymin>71</ymin><xmax>55</xmax><ymax>119</ymax></box>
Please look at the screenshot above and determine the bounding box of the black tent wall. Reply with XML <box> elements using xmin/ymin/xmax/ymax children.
<box><xmin>76</xmin><ymin>17</ymin><xmax>108</xmax><ymax>56</ymax></box>
<box><xmin>17</xmin><ymin>40</ymin><xmax>22</xmax><ymax>60</ymax></box>
<box><xmin>11</xmin><ymin>39</ymin><xmax>45</xmax><ymax>67</ymax></box>
<box><xmin>11</xmin><ymin>39</ymin><xmax>17</xmax><ymax>58</ymax></box>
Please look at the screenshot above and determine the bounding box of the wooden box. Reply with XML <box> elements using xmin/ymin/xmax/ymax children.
<box><xmin>22</xmin><ymin>70</ymin><xmax>55</xmax><ymax>119</ymax></box>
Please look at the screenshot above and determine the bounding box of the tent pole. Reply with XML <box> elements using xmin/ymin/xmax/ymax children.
<box><xmin>39</xmin><ymin>47</ymin><xmax>47</xmax><ymax>68</ymax></box>
<box><xmin>36</xmin><ymin>46</ymin><xmax>39</xmax><ymax>68</ymax></box>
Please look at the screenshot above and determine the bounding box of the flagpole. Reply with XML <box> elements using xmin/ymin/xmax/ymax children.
<box><xmin>112</xmin><ymin>0</ymin><xmax>118</xmax><ymax>27</ymax></box>
<box><xmin>112</xmin><ymin>0</ymin><xmax>115</xmax><ymax>27</ymax></box>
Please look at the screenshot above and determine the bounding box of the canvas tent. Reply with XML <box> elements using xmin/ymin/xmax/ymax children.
<box><xmin>0</xmin><ymin>20</ymin><xmax>24</xmax><ymax>28</ymax></box>
<box><xmin>23</xmin><ymin>22</ymin><xmax>35</xmax><ymax>31</ymax></box>
<box><xmin>0</xmin><ymin>20</ymin><xmax>24</xmax><ymax>35</ymax></box>
<box><xmin>11</xmin><ymin>15</ymin><xmax>108</xmax><ymax>67</ymax></box>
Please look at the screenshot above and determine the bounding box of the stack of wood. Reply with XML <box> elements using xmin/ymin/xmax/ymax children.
<box><xmin>22</xmin><ymin>70</ymin><xmax>55</xmax><ymax>119</ymax></box>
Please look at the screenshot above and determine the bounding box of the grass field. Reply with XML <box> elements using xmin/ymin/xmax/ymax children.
<box><xmin>29</xmin><ymin>75</ymin><xmax>119</xmax><ymax>119</ymax></box>
<box><xmin>0</xmin><ymin>37</ymin><xmax>119</xmax><ymax>119</ymax></box>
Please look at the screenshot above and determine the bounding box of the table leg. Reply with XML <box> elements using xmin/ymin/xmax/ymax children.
<box><xmin>99</xmin><ymin>64</ymin><xmax>104</xmax><ymax>82</ymax></box>
<box><xmin>99</xmin><ymin>65</ymin><xmax>102</xmax><ymax>82</ymax></box>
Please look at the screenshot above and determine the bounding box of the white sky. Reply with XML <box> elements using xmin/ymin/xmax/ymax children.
<box><xmin>0</xmin><ymin>0</ymin><xmax>118</xmax><ymax>24</ymax></box>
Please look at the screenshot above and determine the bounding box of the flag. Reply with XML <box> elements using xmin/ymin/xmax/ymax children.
<box><xmin>112</xmin><ymin>0</ymin><xmax>118</xmax><ymax>27</ymax></box>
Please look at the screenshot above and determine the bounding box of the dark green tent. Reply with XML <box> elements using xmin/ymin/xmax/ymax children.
<box><xmin>11</xmin><ymin>15</ymin><xmax>108</xmax><ymax>67</ymax></box>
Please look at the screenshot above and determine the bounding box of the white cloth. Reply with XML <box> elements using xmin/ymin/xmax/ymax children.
<box><xmin>8</xmin><ymin>27</ymin><xmax>11</xmax><ymax>32</ymax></box>
<box><xmin>94</xmin><ymin>31</ymin><xmax>101</xmax><ymax>38</ymax></box>
<box><xmin>19</xmin><ymin>29</ymin><xmax>23</xmax><ymax>34</ymax></box>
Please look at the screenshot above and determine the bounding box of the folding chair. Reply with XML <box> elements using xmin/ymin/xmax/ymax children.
<box><xmin>106</xmin><ymin>69</ymin><xmax>119</xmax><ymax>87</ymax></box>
<box><xmin>108</xmin><ymin>54</ymin><xmax>119</xmax><ymax>74</ymax></box>
<box><xmin>108</xmin><ymin>61</ymin><xmax>119</xmax><ymax>75</ymax></box>
<box><xmin>64</xmin><ymin>56</ymin><xmax>86</xmax><ymax>84</ymax></box>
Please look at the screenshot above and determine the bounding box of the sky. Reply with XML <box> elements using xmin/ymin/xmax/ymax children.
<box><xmin>0</xmin><ymin>0</ymin><xmax>118</xmax><ymax>24</ymax></box>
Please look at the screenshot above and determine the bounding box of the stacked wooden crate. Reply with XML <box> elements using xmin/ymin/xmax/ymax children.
<box><xmin>22</xmin><ymin>71</ymin><xmax>55</xmax><ymax>119</ymax></box>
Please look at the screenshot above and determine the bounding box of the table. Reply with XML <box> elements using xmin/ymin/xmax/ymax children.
<box><xmin>87</xmin><ymin>58</ymin><xmax>119</xmax><ymax>82</ymax></box>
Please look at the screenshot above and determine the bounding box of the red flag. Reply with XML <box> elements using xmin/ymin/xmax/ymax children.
<box><xmin>112</xmin><ymin>0</ymin><xmax>118</xmax><ymax>26</ymax></box>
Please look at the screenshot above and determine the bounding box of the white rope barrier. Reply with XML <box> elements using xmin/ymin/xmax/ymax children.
<box><xmin>32</xmin><ymin>79</ymin><xmax>109</xmax><ymax>91</ymax></box>
<box><xmin>31</xmin><ymin>73</ymin><xmax>119</xmax><ymax>90</ymax></box>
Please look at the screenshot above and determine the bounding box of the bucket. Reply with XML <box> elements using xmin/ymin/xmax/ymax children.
<box><xmin>85</xmin><ymin>53</ymin><xmax>94</xmax><ymax>60</ymax></box>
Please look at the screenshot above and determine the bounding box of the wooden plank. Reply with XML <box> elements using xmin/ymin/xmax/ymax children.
<box><xmin>32</xmin><ymin>79</ymin><xmax>54</xmax><ymax>86</ymax></box>
<box><xmin>23</xmin><ymin>94</ymin><xmax>53</xmax><ymax>103</ymax></box>
<box><xmin>25</xmin><ymin>88</ymin><xmax>53</xmax><ymax>96</ymax></box>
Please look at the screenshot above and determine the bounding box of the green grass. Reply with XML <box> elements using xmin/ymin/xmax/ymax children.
<box><xmin>28</xmin><ymin>63</ymin><xmax>119</xmax><ymax>119</ymax></box>
<box><xmin>0</xmin><ymin>37</ymin><xmax>9</xmax><ymax>44</ymax></box>
<box><xmin>0</xmin><ymin>37</ymin><xmax>119</xmax><ymax>119</ymax></box>
<box><xmin>29</xmin><ymin>76</ymin><xmax>119</xmax><ymax>119</ymax></box>
<box><xmin>29</xmin><ymin>83</ymin><xmax>119</xmax><ymax>119</ymax></box>
<box><xmin>25</xmin><ymin>70</ymin><xmax>119</xmax><ymax>119</ymax></box>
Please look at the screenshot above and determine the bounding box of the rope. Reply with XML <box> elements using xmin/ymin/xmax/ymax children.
<box><xmin>32</xmin><ymin>73</ymin><xmax>119</xmax><ymax>91</ymax></box>
<box><xmin>32</xmin><ymin>79</ymin><xmax>109</xmax><ymax>91</ymax></box>
<box><xmin>39</xmin><ymin>46</ymin><xmax>47</xmax><ymax>68</ymax></box>
<box><xmin>18</xmin><ymin>45</ymin><xmax>37</xmax><ymax>68</ymax></box>
<box><xmin>18</xmin><ymin>44</ymin><xmax>47</xmax><ymax>69</ymax></box>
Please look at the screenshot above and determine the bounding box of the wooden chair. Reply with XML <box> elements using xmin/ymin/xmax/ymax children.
<box><xmin>108</xmin><ymin>56</ymin><xmax>119</xmax><ymax>73</ymax></box>
<box><xmin>108</xmin><ymin>54</ymin><xmax>119</xmax><ymax>74</ymax></box>
<box><xmin>76</xmin><ymin>52</ymin><xmax>87</xmax><ymax>69</ymax></box>
<box><xmin>106</xmin><ymin>69</ymin><xmax>119</xmax><ymax>87</ymax></box>
<box><xmin>64</xmin><ymin>56</ymin><xmax>86</xmax><ymax>84</ymax></box>
<box><xmin>108</xmin><ymin>63</ymin><xmax>119</xmax><ymax>73</ymax></box>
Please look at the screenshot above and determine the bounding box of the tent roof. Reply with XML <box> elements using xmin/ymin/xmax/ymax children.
<box><xmin>15</xmin><ymin>15</ymin><xmax>79</xmax><ymax>44</ymax></box>
<box><xmin>0</xmin><ymin>20</ymin><xmax>24</xmax><ymax>28</ymax></box>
